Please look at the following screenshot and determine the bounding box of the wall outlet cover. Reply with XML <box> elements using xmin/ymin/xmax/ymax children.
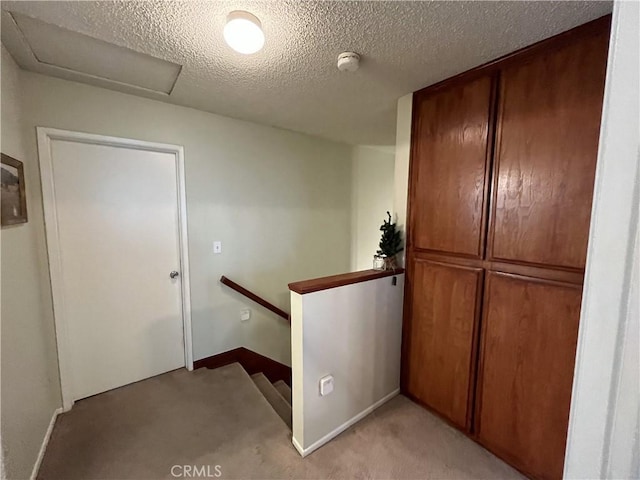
<box><xmin>319</xmin><ymin>375</ymin><xmax>334</xmax><ymax>396</ymax></box>
<box><xmin>240</xmin><ymin>309</ymin><xmax>251</xmax><ymax>321</ymax></box>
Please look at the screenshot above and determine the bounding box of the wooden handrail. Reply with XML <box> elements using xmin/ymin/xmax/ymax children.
<box><xmin>289</xmin><ymin>268</ymin><xmax>404</xmax><ymax>295</ymax></box>
<box><xmin>220</xmin><ymin>276</ymin><xmax>290</xmax><ymax>322</ymax></box>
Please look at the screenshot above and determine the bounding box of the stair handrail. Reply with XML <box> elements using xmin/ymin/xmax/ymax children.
<box><xmin>220</xmin><ymin>276</ymin><xmax>290</xmax><ymax>322</ymax></box>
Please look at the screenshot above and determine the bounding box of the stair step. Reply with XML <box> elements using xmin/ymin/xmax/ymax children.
<box><xmin>272</xmin><ymin>380</ymin><xmax>292</xmax><ymax>406</ymax></box>
<box><xmin>250</xmin><ymin>373</ymin><xmax>292</xmax><ymax>429</ymax></box>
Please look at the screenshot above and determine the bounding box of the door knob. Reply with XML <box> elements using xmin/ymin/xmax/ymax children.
<box><xmin>169</xmin><ymin>271</ymin><xmax>179</xmax><ymax>279</ymax></box>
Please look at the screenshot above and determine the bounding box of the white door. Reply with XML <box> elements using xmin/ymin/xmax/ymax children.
<box><xmin>46</xmin><ymin>138</ymin><xmax>187</xmax><ymax>401</ymax></box>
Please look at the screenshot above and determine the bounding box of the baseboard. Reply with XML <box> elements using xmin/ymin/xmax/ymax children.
<box><xmin>292</xmin><ymin>437</ymin><xmax>305</xmax><ymax>457</ymax></box>
<box><xmin>293</xmin><ymin>388</ymin><xmax>400</xmax><ymax>457</ymax></box>
<box><xmin>193</xmin><ymin>347</ymin><xmax>291</xmax><ymax>386</ymax></box>
<box><xmin>30</xmin><ymin>407</ymin><xmax>62</xmax><ymax>480</ymax></box>
<box><xmin>193</xmin><ymin>347</ymin><xmax>243</xmax><ymax>371</ymax></box>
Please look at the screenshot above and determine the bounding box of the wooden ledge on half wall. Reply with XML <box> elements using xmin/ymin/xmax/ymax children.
<box><xmin>288</xmin><ymin>268</ymin><xmax>405</xmax><ymax>295</ymax></box>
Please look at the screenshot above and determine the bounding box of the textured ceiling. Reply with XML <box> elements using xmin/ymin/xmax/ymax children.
<box><xmin>1</xmin><ymin>1</ymin><xmax>612</xmax><ymax>145</ymax></box>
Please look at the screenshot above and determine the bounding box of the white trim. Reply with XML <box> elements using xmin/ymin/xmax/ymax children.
<box><xmin>292</xmin><ymin>389</ymin><xmax>399</xmax><ymax>457</ymax></box>
<box><xmin>564</xmin><ymin>2</ymin><xmax>640</xmax><ymax>478</ymax></box>
<box><xmin>175</xmin><ymin>146</ymin><xmax>194</xmax><ymax>371</ymax></box>
<box><xmin>36</xmin><ymin>127</ymin><xmax>193</xmax><ymax>410</ymax></box>
<box><xmin>292</xmin><ymin>437</ymin><xmax>305</xmax><ymax>457</ymax></box>
<box><xmin>30</xmin><ymin>407</ymin><xmax>63</xmax><ymax>480</ymax></box>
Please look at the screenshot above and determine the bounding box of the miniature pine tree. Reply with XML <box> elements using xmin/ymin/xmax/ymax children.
<box><xmin>377</xmin><ymin>211</ymin><xmax>403</xmax><ymax>258</ymax></box>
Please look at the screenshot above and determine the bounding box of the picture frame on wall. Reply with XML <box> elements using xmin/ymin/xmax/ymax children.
<box><xmin>1</xmin><ymin>153</ymin><xmax>28</xmax><ymax>226</ymax></box>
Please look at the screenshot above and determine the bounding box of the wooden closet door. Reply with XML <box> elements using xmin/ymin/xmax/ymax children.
<box><xmin>411</xmin><ymin>75</ymin><xmax>494</xmax><ymax>257</ymax></box>
<box><xmin>476</xmin><ymin>23</ymin><xmax>610</xmax><ymax>480</ymax></box>
<box><xmin>403</xmin><ymin>17</ymin><xmax>610</xmax><ymax>480</ymax></box>
<box><xmin>488</xmin><ymin>28</ymin><xmax>609</xmax><ymax>269</ymax></box>
<box><xmin>476</xmin><ymin>272</ymin><xmax>582</xmax><ymax>480</ymax></box>
<box><xmin>404</xmin><ymin>73</ymin><xmax>494</xmax><ymax>429</ymax></box>
<box><xmin>405</xmin><ymin>259</ymin><xmax>483</xmax><ymax>429</ymax></box>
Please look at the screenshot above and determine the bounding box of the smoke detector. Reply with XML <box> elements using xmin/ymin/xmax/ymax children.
<box><xmin>337</xmin><ymin>52</ymin><xmax>360</xmax><ymax>72</ymax></box>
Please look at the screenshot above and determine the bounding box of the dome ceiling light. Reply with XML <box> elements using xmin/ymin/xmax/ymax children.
<box><xmin>223</xmin><ymin>11</ymin><xmax>265</xmax><ymax>55</ymax></box>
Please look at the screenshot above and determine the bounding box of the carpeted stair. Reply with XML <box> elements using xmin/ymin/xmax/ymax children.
<box><xmin>251</xmin><ymin>373</ymin><xmax>292</xmax><ymax>429</ymax></box>
<box><xmin>37</xmin><ymin>362</ymin><xmax>293</xmax><ymax>479</ymax></box>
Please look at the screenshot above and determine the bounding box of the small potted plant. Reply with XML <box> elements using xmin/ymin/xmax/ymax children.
<box><xmin>374</xmin><ymin>211</ymin><xmax>403</xmax><ymax>270</ymax></box>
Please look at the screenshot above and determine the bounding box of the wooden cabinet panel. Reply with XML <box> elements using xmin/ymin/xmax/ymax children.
<box><xmin>489</xmin><ymin>29</ymin><xmax>609</xmax><ymax>269</ymax></box>
<box><xmin>405</xmin><ymin>259</ymin><xmax>482</xmax><ymax>429</ymax></box>
<box><xmin>402</xmin><ymin>17</ymin><xmax>610</xmax><ymax>480</ymax></box>
<box><xmin>411</xmin><ymin>75</ymin><xmax>494</xmax><ymax>257</ymax></box>
<box><xmin>476</xmin><ymin>272</ymin><xmax>582</xmax><ymax>479</ymax></box>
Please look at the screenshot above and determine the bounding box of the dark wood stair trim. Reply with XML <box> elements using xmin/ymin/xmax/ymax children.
<box><xmin>194</xmin><ymin>347</ymin><xmax>291</xmax><ymax>386</ymax></box>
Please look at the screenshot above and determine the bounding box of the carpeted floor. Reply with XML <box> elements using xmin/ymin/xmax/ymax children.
<box><xmin>38</xmin><ymin>363</ymin><xmax>525</xmax><ymax>480</ymax></box>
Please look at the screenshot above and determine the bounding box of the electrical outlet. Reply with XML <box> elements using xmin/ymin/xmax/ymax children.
<box><xmin>240</xmin><ymin>309</ymin><xmax>251</xmax><ymax>322</ymax></box>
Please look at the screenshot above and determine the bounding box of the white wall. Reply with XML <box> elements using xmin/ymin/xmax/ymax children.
<box><xmin>1</xmin><ymin>45</ymin><xmax>62</xmax><ymax>480</ymax></box>
<box><xmin>393</xmin><ymin>94</ymin><xmax>413</xmax><ymax>267</ymax></box>
<box><xmin>16</xmin><ymin>69</ymin><xmax>353</xmax><ymax>368</ymax></box>
<box><xmin>350</xmin><ymin>145</ymin><xmax>395</xmax><ymax>271</ymax></box>
<box><xmin>291</xmin><ymin>274</ymin><xmax>405</xmax><ymax>456</ymax></box>
<box><xmin>564</xmin><ymin>2</ymin><xmax>640</xmax><ymax>478</ymax></box>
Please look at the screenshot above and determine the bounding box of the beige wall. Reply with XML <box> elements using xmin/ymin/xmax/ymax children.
<box><xmin>350</xmin><ymin>145</ymin><xmax>395</xmax><ymax>271</ymax></box>
<box><xmin>393</xmin><ymin>93</ymin><xmax>413</xmax><ymax>267</ymax></box>
<box><xmin>2</xmin><ymin>42</ymin><xmax>360</xmax><ymax>477</ymax></box>
<box><xmin>2</xmin><ymin>48</ymin><xmax>354</xmax><ymax>477</ymax></box>
<box><xmin>1</xmin><ymin>46</ymin><xmax>62</xmax><ymax>480</ymax></box>
<box><xmin>290</xmin><ymin>273</ymin><xmax>405</xmax><ymax>455</ymax></box>
<box><xmin>17</xmin><ymin>69</ymin><xmax>353</xmax><ymax>368</ymax></box>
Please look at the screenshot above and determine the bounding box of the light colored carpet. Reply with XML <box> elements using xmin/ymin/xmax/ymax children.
<box><xmin>250</xmin><ymin>373</ymin><xmax>292</xmax><ymax>429</ymax></box>
<box><xmin>273</xmin><ymin>380</ymin><xmax>292</xmax><ymax>405</ymax></box>
<box><xmin>38</xmin><ymin>363</ymin><xmax>525</xmax><ymax>480</ymax></box>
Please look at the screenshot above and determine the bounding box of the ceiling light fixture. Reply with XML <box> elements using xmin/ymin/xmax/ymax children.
<box><xmin>224</xmin><ymin>11</ymin><xmax>265</xmax><ymax>55</ymax></box>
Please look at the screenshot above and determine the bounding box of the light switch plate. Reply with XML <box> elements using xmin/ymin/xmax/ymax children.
<box><xmin>319</xmin><ymin>375</ymin><xmax>334</xmax><ymax>396</ymax></box>
<box><xmin>213</xmin><ymin>241</ymin><xmax>222</xmax><ymax>254</ymax></box>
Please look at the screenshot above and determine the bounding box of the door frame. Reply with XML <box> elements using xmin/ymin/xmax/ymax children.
<box><xmin>37</xmin><ymin>127</ymin><xmax>193</xmax><ymax>411</ymax></box>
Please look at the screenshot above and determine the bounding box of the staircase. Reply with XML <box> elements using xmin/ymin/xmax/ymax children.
<box><xmin>251</xmin><ymin>373</ymin><xmax>292</xmax><ymax>429</ymax></box>
<box><xmin>215</xmin><ymin>276</ymin><xmax>292</xmax><ymax>429</ymax></box>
